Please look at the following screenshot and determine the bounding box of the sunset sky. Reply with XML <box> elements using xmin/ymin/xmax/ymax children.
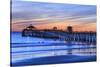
<box><xmin>11</xmin><ymin>0</ymin><xmax>96</xmax><ymax>32</ymax></box>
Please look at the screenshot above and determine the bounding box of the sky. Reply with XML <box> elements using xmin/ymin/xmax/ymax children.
<box><xmin>11</xmin><ymin>0</ymin><xmax>96</xmax><ymax>32</ymax></box>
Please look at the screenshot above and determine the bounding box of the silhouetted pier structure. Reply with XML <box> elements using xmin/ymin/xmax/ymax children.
<box><xmin>22</xmin><ymin>25</ymin><xmax>96</xmax><ymax>44</ymax></box>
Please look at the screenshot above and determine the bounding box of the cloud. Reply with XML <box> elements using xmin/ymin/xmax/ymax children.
<box><xmin>11</xmin><ymin>0</ymin><xmax>96</xmax><ymax>32</ymax></box>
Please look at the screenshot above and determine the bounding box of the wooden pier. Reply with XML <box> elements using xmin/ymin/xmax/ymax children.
<box><xmin>22</xmin><ymin>25</ymin><xmax>96</xmax><ymax>44</ymax></box>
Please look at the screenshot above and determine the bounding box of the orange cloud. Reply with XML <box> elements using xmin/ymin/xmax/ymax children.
<box><xmin>11</xmin><ymin>19</ymin><xmax>96</xmax><ymax>32</ymax></box>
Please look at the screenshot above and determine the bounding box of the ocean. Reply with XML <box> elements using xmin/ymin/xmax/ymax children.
<box><xmin>11</xmin><ymin>32</ymin><xmax>96</xmax><ymax>66</ymax></box>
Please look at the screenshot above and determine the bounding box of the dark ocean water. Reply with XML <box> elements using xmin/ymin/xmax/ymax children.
<box><xmin>11</xmin><ymin>32</ymin><xmax>96</xmax><ymax>66</ymax></box>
